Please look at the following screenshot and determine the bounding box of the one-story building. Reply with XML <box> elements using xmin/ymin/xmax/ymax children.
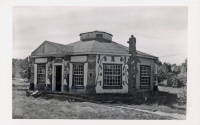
<box><xmin>29</xmin><ymin>31</ymin><xmax>158</xmax><ymax>94</ymax></box>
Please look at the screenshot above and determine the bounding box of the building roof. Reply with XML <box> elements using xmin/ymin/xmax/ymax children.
<box><xmin>67</xmin><ymin>40</ymin><xmax>126</xmax><ymax>54</ymax></box>
<box><xmin>67</xmin><ymin>40</ymin><xmax>157</xmax><ymax>59</ymax></box>
<box><xmin>31</xmin><ymin>41</ymin><xmax>74</xmax><ymax>57</ymax></box>
<box><xmin>31</xmin><ymin>40</ymin><xmax>158</xmax><ymax>59</ymax></box>
<box><xmin>113</xmin><ymin>42</ymin><xmax>158</xmax><ymax>59</ymax></box>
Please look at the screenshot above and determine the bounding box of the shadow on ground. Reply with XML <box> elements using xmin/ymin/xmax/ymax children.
<box><xmin>41</xmin><ymin>91</ymin><xmax>180</xmax><ymax>109</ymax></box>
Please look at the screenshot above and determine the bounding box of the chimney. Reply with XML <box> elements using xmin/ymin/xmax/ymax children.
<box><xmin>127</xmin><ymin>35</ymin><xmax>136</xmax><ymax>57</ymax></box>
<box><xmin>127</xmin><ymin>35</ymin><xmax>140</xmax><ymax>94</ymax></box>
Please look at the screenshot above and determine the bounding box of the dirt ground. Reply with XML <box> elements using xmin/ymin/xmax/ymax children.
<box><xmin>12</xmin><ymin>81</ymin><xmax>186</xmax><ymax>119</ymax></box>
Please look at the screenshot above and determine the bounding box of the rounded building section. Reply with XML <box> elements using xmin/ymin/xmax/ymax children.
<box><xmin>80</xmin><ymin>30</ymin><xmax>113</xmax><ymax>42</ymax></box>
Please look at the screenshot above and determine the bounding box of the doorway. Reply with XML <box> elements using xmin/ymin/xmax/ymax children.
<box><xmin>55</xmin><ymin>65</ymin><xmax>62</xmax><ymax>91</ymax></box>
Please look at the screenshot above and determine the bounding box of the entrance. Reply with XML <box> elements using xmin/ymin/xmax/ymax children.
<box><xmin>55</xmin><ymin>65</ymin><xmax>62</xmax><ymax>91</ymax></box>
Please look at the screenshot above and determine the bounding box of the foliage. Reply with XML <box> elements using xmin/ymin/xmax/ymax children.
<box><xmin>12</xmin><ymin>57</ymin><xmax>30</xmax><ymax>82</ymax></box>
<box><xmin>181</xmin><ymin>59</ymin><xmax>187</xmax><ymax>73</ymax></box>
<box><xmin>177</xmin><ymin>88</ymin><xmax>186</xmax><ymax>105</ymax></box>
<box><xmin>12</xmin><ymin>58</ymin><xmax>23</xmax><ymax>78</ymax></box>
<box><xmin>157</xmin><ymin>62</ymin><xmax>172</xmax><ymax>83</ymax></box>
<box><xmin>157</xmin><ymin>60</ymin><xmax>162</xmax><ymax>66</ymax></box>
<box><xmin>158</xmin><ymin>59</ymin><xmax>187</xmax><ymax>88</ymax></box>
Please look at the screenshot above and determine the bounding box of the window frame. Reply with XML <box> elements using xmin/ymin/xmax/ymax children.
<box><xmin>103</xmin><ymin>63</ymin><xmax>123</xmax><ymax>89</ymax></box>
<box><xmin>72</xmin><ymin>63</ymin><xmax>84</xmax><ymax>89</ymax></box>
<box><xmin>96</xmin><ymin>34</ymin><xmax>103</xmax><ymax>38</ymax></box>
<box><xmin>37</xmin><ymin>63</ymin><xmax>46</xmax><ymax>84</ymax></box>
<box><xmin>140</xmin><ymin>65</ymin><xmax>151</xmax><ymax>88</ymax></box>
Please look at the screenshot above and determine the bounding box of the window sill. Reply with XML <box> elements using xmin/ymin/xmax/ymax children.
<box><xmin>72</xmin><ymin>86</ymin><xmax>84</xmax><ymax>89</ymax></box>
<box><xmin>103</xmin><ymin>86</ymin><xmax>123</xmax><ymax>89</ymax></box>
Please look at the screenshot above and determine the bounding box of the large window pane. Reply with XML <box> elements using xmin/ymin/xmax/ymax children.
<box><xmin>140</xmin><ymin>66</ymin><xmax>150</xmax><ymax>86</ymax></box>
<box><xmin>37</xmin><ymin>64</ymin><xmax>46</xmax><ymax>84</ymax></box>
<box><xmin>103</xmin><ymin>64</ymin><xmax>121</xmax><ymax>86</ymax></box>
<box><xmin>73</xmin><ymin>64</ymin><xmax>84</xmax><ymax>86</ymax></box>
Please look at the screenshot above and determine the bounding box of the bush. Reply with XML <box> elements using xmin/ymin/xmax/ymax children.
<box><xmin>177</xmin><ymin>88</ymin><xmax>186</xmax><ymax>105</ymax></box>
<box><xmin>168</xmin><ymin>73</ymin><xmax>186</xmax><ymax>88</ymax></box>
<box><xmin>36</xmin><ymin>84</ymin><xmax>46</xmax><ymax>91</ymax></box>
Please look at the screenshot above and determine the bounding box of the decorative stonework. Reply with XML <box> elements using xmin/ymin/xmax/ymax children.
<box><xmin>47</xmin><ymin>61</ymin><xmax>52</xmax><ymax>84</ymax></box>
<box><xmin>122</xmin><ymin>57</ymin><xmax>128</xmax><ymax>85</ymax></box>
<box><xmin>88</xmin><ymin>55</ymin><xmax>96</xmax><ymax>61</ymax></box>
<box><xmin>111</xmin><ymin>56</ymin><xmax>115</xmax><ymax>62</ymax></box>
<box><xmin>64</xmin><ymin>61</ymin><xmax>69</xmax><ymax>85</ymax></box>
<box><xmin>54</xmin><ymin>58</ymin><xmax>62</xmax><ymax>63</ymax></box>
<box><xmin>120</xmin><ymin>57</ymin><xmax>123</xmax><ymax>62</ymax></box>
<box><xmin>96</xmin><ymin>55</ymin><xmax>106</xmax><ymax>86</ymax></box>
<box><xmin>104</xmin><ymin>56</ymin><xmax>107</xmax><ymax>61</ymax></box>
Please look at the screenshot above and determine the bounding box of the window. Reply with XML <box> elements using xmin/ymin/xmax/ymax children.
<box><xmin>103</xmin><ymin>64</ymin><xmax>122</xmax><ymax>87</ymax></box>
<box><xmin>140</xmin><ymin>66</ymin><xmax>150</xmax><ymax>87</ymax></box>
<box><xmin>37</xmin><ymin>64</ymin><xmax>46</xmax><ymax>84</ymax></box>
<box><xmin>96</xmin><ymin>34</ymin><xmax>103</xmax><ymax>38</ymax></box>
<box><xmin>73</xmin><ymin>64</ymin><xmax>84</xmax><ymax>86</ymax></box>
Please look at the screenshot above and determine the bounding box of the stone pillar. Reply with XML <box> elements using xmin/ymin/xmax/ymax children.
<box><xmin>127</xmin><ymin>35</ymin><xmax>140</xmax><ymax>94</ymax></box>
<box><xmin>86</xmin><ymin>55</ymin><xmax>96</xmax><ymax>94</ymax></box>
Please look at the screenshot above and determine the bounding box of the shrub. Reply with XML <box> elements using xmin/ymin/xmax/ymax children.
<box><xmin>36</xmin><ymin>84</ymin><xmax>46</xmax><ymax>91</ymax></box>
<box><xmin>167</xmin><ymin>73</ymin><xmax>186</xmax><ymax>88</ymax></box>
<box><xmin>177</xmin><ymin>88</ymin><xmax>186</xmax><ymax>105</ymax></box>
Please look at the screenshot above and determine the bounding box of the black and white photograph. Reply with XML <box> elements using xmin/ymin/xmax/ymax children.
<box><xmin>11</xmin><ymin>6</ymin><xmax>188</xmax><ymax>120</ymax></box>
<box><xmin>0</xmin><ymin>1</ymin><xmax>200</xmax><ymax>124</ymax></box>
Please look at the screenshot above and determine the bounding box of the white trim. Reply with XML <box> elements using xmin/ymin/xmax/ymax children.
<box><xmin>35</xmin><ymin>58</ymin><xmax>47</xmax><ymax>63</ymax></box>
<box><xmin>71</xmin><ymin>56</ymin><xmax>87</xmax><ymax>62</ymax></box>
<box><xmin>154</xmin><ymin>63</ymin><xmax>158</xmax><ymax>74</ymax></box>
<box><xmin>84</xmin><ymin>63</ymin><xmax>88</xmax><ymax>87</ymax></box>
<box><xmin>69</xmin><ymin>63</ymin><xmax>73</xmax><ymax>89</ymax></box>
<box><xmin>34</xmin><ymin>64</ymin><xmax>37</xmax><ymax>90</ymax></box>
<box><xmin>46</xmin><ymin>64</ymin><xmax>50</xmax><ymax>84</ymax></box>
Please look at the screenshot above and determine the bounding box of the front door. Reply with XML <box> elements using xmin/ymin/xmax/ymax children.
<box><xmin>56</xmin><ymin>65</ymin><xmax>62</xmax><ymax>91</ymax></box>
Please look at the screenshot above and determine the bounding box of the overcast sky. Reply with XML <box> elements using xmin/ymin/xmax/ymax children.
<box><xmin>13</xmin><ymin>6</ymin><xmax>188</xmax><ymax>65</ymax></box>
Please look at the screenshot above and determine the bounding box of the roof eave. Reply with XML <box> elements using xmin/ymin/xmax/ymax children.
<box><xmin>30</xmin><ymin>52</ymin><xmax>74</xmax><ymax>58</ymax></box>
<box><xmin>137</xmin><ymin>54</ymin><xmax>158</xmax><ymax>60</ymax></box>
<box><xmin>72</xmin><ymin>52</ymin><xmax>130</xmax><ymax>56</ymax></box>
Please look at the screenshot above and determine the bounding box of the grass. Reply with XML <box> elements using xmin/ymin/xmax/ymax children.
<box><xmin>12</xmin><ymin>81</ymin><xmax>186</xmax><ymax>119</ymax></box>
<box><xmin>158</xmin><ymin>86</ymin><xmax>183</xmax><ymax>94</ymax></box>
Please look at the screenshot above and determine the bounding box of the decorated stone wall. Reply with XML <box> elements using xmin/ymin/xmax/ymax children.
<box><xmin>95</xmin><ymin>55</ymin><xmax>129</xmax><ymax>93</ymax></box>
<box><xmin>86</xmin><ymin>55</ymin><xmax>96</xmax><ymax>94</ymax></box>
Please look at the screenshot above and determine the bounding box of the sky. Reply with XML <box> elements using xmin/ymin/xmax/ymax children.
<box><xmin>13</xmin><ymin>6</ymin><xmax>188</xmax><ymax>65</ymax></box>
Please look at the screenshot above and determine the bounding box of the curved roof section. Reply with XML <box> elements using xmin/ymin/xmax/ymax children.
<box><xmin>79</xmin><ymin>30</ymin><xmax>113</xmax><ymax>36</ymax></box>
